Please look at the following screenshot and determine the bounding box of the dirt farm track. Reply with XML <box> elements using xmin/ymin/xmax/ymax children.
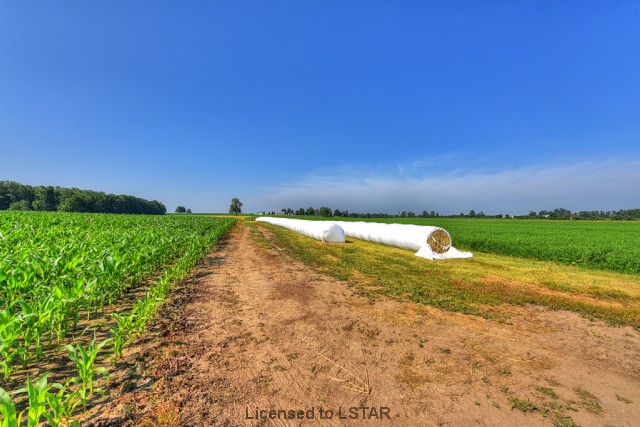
<box><xmin>83</xmin><ymin>222</ymin><xmax>640</xmax><ymax>427</ymax></box>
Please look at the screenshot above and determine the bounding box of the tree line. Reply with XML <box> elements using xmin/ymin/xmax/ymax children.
<box><xmin>0</xmin><ymin>181</ymin><xmax>167</xmax><ymax>215</ymax></box>
<box><xmin>263</xmin><ymin>206</ymin><xmax>640</xmax><ymax>220</ymax></box>
<box><xmin>527</xmin><ymin>208</ymin><xmax>640</xmax><ymax>221</ymax></box>
<box><xmin>263</xmin><ymin>207</ymin><xmax>443</xmax><ymax>218</ymax></box>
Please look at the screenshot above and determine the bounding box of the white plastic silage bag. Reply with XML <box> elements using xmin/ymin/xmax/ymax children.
<box><xmin>255</xmin><ymin>217</ymin><xmax>346</xmax><ymax>243</ymax></box>
<box><xmin>332</xmin><ymin>221</ymin><xmax>472</xmax><ymax>260</ymax></box>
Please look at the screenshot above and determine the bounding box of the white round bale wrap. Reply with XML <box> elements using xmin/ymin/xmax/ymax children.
<box><xmin>332</xmin><ymin>221</ymin><xmax>473</xmax><ymax>260</ymax></box>
<box><xmin>255</xmin><ymin>217</ymin><xmax>346</xmax><ymax>243</ymax></box>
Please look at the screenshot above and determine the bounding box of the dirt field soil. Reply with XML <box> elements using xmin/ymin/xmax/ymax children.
<box><xmin>84</xmin><ymin>222</ymin><xmax>640</xmax><ymax>426</ymax></box>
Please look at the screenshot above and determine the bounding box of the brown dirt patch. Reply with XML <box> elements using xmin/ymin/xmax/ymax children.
<box><xmin>81</xmin><ymin>222</ymin><xmax>640</xmax><ymax>426</ymax></box>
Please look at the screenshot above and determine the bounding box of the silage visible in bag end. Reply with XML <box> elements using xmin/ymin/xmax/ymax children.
<box><xmin>427</xmin><ymin>228</ymin><xmax>451</xmax><ymax>254</ymax></box>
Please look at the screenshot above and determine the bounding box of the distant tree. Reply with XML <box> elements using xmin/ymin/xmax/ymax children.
<box><xmin>59</xmin><ymin>193</ymin><xmax>88</xmax><ymax>212</ymax></box>
<box><xmin>407</xmin><ymin>211</ymin><xmax>416</xmax><ymax>218</ymax></box>
<box><xmin>469</xmin><ymin>210</ymin><xmax>476</xmax><ymax>217</ymax></box>
<box><xmin>8</xmin><ymin>200</ymin><xmax>32</xmax><ymax>211</ymax></box>
<box><xmin>229</xmin><ymin>198</ymin><xmax>242</xmax><ymax>215</ymax></box>
<box><xmin>186</xmin><ymin>208</ymin><xmax>192</xmax><ymax>214</ymax></box>
<box><xmin>0</xmin><ymin>181</ymin><xmax>34</xmax><ymax>210</ymax></box>
<box><xmin>319</xmin><ymin>206</ymin><xmax>332</xmax><ymax>217</ymax></box>
<box><xmin>33</xmin><ymin>186</ymin><xmax>57</xmax><ymax>211</ymax></box>
<box><xmin>295</xmin><ymin>208</ymin><xmax>305</xmax><ymax>215</ymax></box>
<box><xmin>333</xmin><ymin>209</ymin><xmax>342</xmax><ymax>217</ymax></box>
<box><xmin>624</xmin><ymin>209</ymin><xmax>640</xmax><ymax>219</ymax></box>
<box><xmin>0</xmin><ymin>182</ymin><xmax>13</xmax><ymax>210</ymax></box>
<box><xmin>175</xmin><ymin>206</ymin><xmax>186</xmax><ymax>213</ymax></box>
<box><xmin>286</xmin><ymin>208</ymin><xmax>294</xmax><ymax>215</ymax></box>
<box><xmin>528</xmin><ymin>211</ymin><xmax>537</xmax><ymax>217</ymax></box>
<box><xmin>477</xmin><ymin>211</ymin><xmax>486</xmax><ymax>217</ymax></box>
<box><xmin>550</xmin><ymin>208</ymin><xmax>571</xmax><ymax>220</ymax></box>
<box><xmin>306</xmin><ymin>207</ymin><xmax>315</xmax><ymax>216</ymax></box>
<box><xmin>152</xmin><ymin>200</ymin><xmax>167</xmax><ymax>215</ymax></box>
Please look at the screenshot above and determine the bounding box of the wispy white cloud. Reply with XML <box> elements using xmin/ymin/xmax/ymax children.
<box><xmin>247</xmin><ymin>157</ymin><xmax>640</xmax><ymax>215</ymax></box>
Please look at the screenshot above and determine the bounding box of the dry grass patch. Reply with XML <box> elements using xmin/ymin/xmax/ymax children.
<box><xmin>137</xmin><ymin>400</ymin><xmax>183</xmax><ymax>427</ymax></box>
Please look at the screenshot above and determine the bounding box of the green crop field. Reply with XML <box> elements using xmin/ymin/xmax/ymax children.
<box><xmin>0</xmin><ymin>211</ymin><xmax>235</xmax><ymax>424</ymax></box>
<box><xmin>280</xmin><ymin>216</ymin><xmax>640</xmax><ymax>275</ymax></box>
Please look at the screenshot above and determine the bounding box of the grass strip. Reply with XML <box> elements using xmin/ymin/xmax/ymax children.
<box><xmin>249</xmin><ymin>221</ymin><xmax>640</xmax><ymax>329</ymax></box>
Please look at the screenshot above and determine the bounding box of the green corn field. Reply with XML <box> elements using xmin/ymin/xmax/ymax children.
<box><xmin>0</xmin><ymin>211</ymin><xmax>235</xmax><ymax>425</ymax></box>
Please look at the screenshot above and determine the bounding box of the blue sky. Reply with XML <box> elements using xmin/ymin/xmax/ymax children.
<box><xmin>1</xmin><ymin>1</ymin><xmax>639</xmax><ymax>214</ymax></box>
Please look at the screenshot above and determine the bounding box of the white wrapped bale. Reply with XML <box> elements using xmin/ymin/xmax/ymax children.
<box><xmin>332</xmin><ymin>221</ymin><xmax>472</xmax><ymax>260</ymax></box>
<box><xmin>255</xmin><ymin>217</ymin><xmax>346</xmax><ymax>243</ymax></box>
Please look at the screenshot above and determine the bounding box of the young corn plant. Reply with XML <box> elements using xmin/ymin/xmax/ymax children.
<box><xmin>2</xmin><ymin>374</ymin><xmax>80</xmax><ymax>427</ymax></box>
<box><xmin>0</xmin><ymin>385</ymin><xmax>20</xmax><ymax>427</ymax></box>
<box><xmin>65</xmin><ymin>333</ymin><xmax>111</xmax><ymax>410</ymax></box>
<box><xmin>131</xmin><ymin>293</ymin><xmax>159</xmax><ymax>337</ymax></box>
<box><xmin>52</xmin><ymin>284</ymin><xmax>80</xmax><ymax>344</ymax></box>
<box><xmin>82</xmin><ymin>278</ymin><xmax>99</xmax><ymax>320</ymax></box>
<box><xmin>0</xmin><ymin>308</ymin><xmax>21</xmax><ymax>380</ymax></box>
<box><xmin>155</xmin><ymin>271</ymin><xmax>172</xmax><ymax>297</ymax></box>
<box><xmin>15</xmin><ymin>374</ymin><xmax>51</xmax><ymax>427</ymax></box>
<box><xmin>33</xmin><ymin>292</ymin><xmax>57</xmax><ymax>356</ymax></box>
<box><xmin>44</xmin><ymin>381</ymin><xmax>81</xmax><ymax>427</ymax></box>
<box><xmin>16</xmin><ymin>302</ymin><xmax>38</xmax><ymax>369</ymax></box>
<box><xmin>109</xmin><ymin>312</ymin><xmax>135</xmax><ymax>362</ymax></box>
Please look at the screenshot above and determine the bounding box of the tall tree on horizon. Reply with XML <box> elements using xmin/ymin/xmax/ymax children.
<box><xmin>229</xmin><ymin>197</ymin><xmax>243</xmax><ymax>215</ymax></box>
